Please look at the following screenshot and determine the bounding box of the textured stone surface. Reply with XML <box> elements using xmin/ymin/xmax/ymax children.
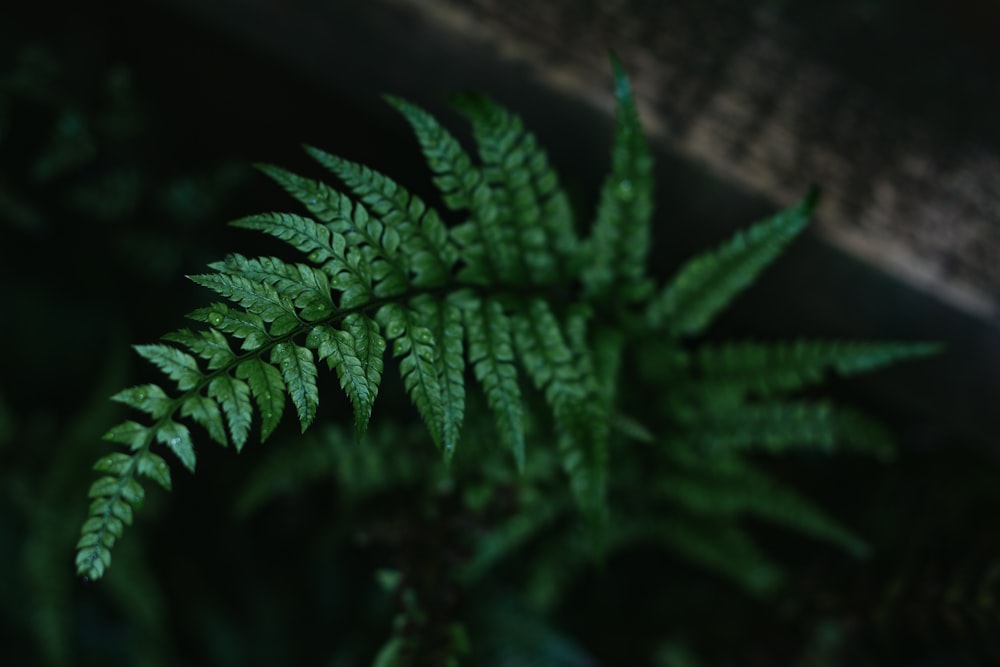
<box><xmin>383</xmin><ymin>0</ymin><xmax>1000</xmax><ymax>322</ymax></box>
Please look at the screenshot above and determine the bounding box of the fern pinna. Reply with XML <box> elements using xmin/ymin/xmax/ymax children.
<box><xmin>76</xmin><ymin>53</ymin><xmax>938</xmax><ymax>594</ymax></box>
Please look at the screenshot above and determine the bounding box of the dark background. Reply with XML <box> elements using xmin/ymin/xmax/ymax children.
<box><xmin>1</xmin><ymin>1</ymin><xmax>999</xmax><ymax>665</ymax></box>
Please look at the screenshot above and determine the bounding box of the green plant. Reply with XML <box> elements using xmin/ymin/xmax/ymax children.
<box><xmin>74</xmin><ymin>52</ymin><xmax>939</xmax><ymax>660</ymax></box>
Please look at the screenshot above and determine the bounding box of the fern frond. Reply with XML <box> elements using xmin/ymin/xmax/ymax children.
<box><xmin>421</xmin><ymin>294</ymin><xmax>467</xmax><ymax>457</ymax></box>
<box><xmin>647</xmin><ymin>190</ymin><xmax>817</xmax><ymax>337</ymax></box>
<box><xmin>235</xmin><ymin>423</ymin><xmax>428</xmax><ymax>517</ymax></box>
<box><xmin>271</xmin><ymin>342</ymin><xmax>319</xmax><ymax>432</ymax></box>
<box><xmin>377</xmin><ymin>301</ymin><xmax>453</xmax><ymax>456</ymax></box>
<box><xmin>461</xmin><ymin>294</ymin><xmax>526</xmax><ymax>470</ymax></box>
<box><xmin>132</xmin><ymin>344</ymin><xmax>200</xmax><ymax>391</ymax></box>
<box><xmin>303</xmin><ymin>146</ymin><xmax>458</xmax><ymax>287</ymax></box>
<box><xmin>680</xmin><ymin>399</ymin><xmax>895</xmax><ymax>458</ymax></box>
<box><xmin>155</xmin><ymin>420</ymin><xmax>196</xmax><ymax>473</ymax></box>
<box><xmin>187</xmin><ymin>303</ymin><xmax>269</xmax><ymax>351</ymax></box>
<box><xmin>179</xmin><ymin>395</ymin><xmax>228</xmax><ymax>446</ymax></box>
<box><xmin>230</xmin><ymin>211</ymin><xmax>341</xmax><ymax>263</ymax></box>
<box><xmin>77</xmin><ymin>429</ymin><xmax>169</xmax><ymax>581</ymax></box>
<box><xmin>187</xmin><ymin>272</ymin><xmax>300</xmax><ymax>333</ymax></box>
<box><xmin>582</xmin><ymin>52</ymin><xmax>654</xmax><ymax>302</ymax></box>
<box><xmin>252</xmin><ymin>170</ymin><xmax>416</xmax><ymax>300</ymax></box>
<box><xmin>306</xmin><ymin>314</ymin><xmax>385</xmax><ymax>438</ymax></box>
<box><xmin>658</xmin><ymin>450</ymin><xmax>869</xmax><ymax>557</ymax></box>
<box><xmin>234</xmin><ymin>358</ymin><xmax>286</xmax><ymax>441</ymax></box>
<box><xmin>208</xmin><ymin>254</ymin><xmax>334</xmax><ymax>321</ymax></box>
<box><xmin>451</xmin><ymin>93</ymin><xmax>578</xmax><ymax>283</ymax></box>
<box><xmin>110</xmin><ymin>384</ymin><xmax>172</xmax><ymax>419</ymax></box>
<box><xmin>162</xmin><ymin>328</ymin><xmax>236</xmax><ymax>370</ymax></box>
<box><xmin>511</xmin><ymin>299</ymin><xmax>608</xmax><ymax>531</ymax></box>
<box><xmin>386</xmin><ymin>95</ymin><xmax>515</xmax><ymax>284</ymax></box>
<box><xmin>76</xmin><ymin>54</ymin><xmax>940</xmax><ymax>599</ymax></box>
<box><xmin>253</xmin><ymin>164</ymin><xmax>354</xmax><ymax>229</ymax></box>
<box><xmin>207</xmin><ymin>374</ymin><xmax>253</xmax><ymax>450</ymax></box>
<box><xmin>693</xmin><ymin>339</ymin><xmax>942</xmax><ymax>397</ymax></box>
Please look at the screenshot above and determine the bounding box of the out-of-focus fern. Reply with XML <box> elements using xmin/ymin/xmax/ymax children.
<box><xmin>75</xmin><ymin>50</ymin><xmax>939</xmax><ymax>642</ymax></box>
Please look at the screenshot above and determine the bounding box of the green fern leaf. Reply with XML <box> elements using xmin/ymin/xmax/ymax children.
<box><xmin>209</xmin><ymin>254</ymin><xmax>334</xmax><ymax>321</ymax></box>
<box><xmin>132</xmin><ymin>344</ymin><xmax>201</xmax><ymax>391</ymax></box>
<box><xmin>302</xmin><ymin>147</ymin><xmax>457</xmax><ymax>287</ymax></box>
<box><xmin>582</xmin><ymin>52</ymin><xmax>654</xmax><ymax>301</ymax></box>
<box><xmin>683</xmin><ymin>399</ymin><xmax>894</xmax><ymax>458</ymax></box>
<box><xmin>377</xmin><ymin>301</ymin><xmax>449</xmax><ymax>454</ymax></box>
<box><xmin>451</xmin><ymin>93</ymin><xmax>578</xmax><ymax>283</ymax></box>
<box><xmin>648</xmin><ymin>191</ymin><xmax>817</xmax><ymax>337</ymax></box>
<box><xmin>260</xmin><ymin>161</ymin><xmax>414</xmax><ymax>300</ymax></box>
<box><xmin>512</xmin><ymin>298</ymin><xmax>607</xmax><ymax>529</ymax></box>
<box><xmin>235</xmin><ymin>423</ymin><xmax>427</xmax><ymax>517</ymax></box>
<box><xmin>253</xmin><ymin>164</ymin><xmax>354</xmax><ymax>228</ymax></box>
<box><xmin>156</xmin><ymin>419</ymin><xmax>196</xmax><ymax>472</ymax></box>
<box><xmin>207</xmin><ymin>374</ymin><xmax>253</xmax><ymax>450</ymax></box>
<box><xmin>420</xmin><ymin>294</ymin><xmax>466</xmax><ymax>457</ymax></box>
<box><xmin>659</xmin><ymin>450</ymin><xmax>869</xmax><ymax>557</ymax></box>
<box><xmin>230</xmin><ymin>210</ymin><xmax>340</xmax><ymax>263</ymax></box>
<box><xmin>187</xmin><ymin>272</ymin><xmax>300</xmax><ymax>334</ymax></box>
<box><xmin>272</xmin><ymin>342</ymin><xmax>319</xmax><ymax>432</ymax></box>
<box><xmin>92</xmin><ymin>452</ymin><xmax>134</xmax><ymax>476</ymax></box>
<box><xmin>134</xmin><ymin>451</ymin><xmax>173</xmax><ymax>491</ymax></box>
<box><xmin>103</xmin><ymin>420</ymin><xmax>152</xmax><ymax>451</ymax></box>
<box><xmin>461</xmin><ymin>294</ymin><xmax>525</xmax><ymax>470</ymax></box>
<box><xmin>162</xmin><ymin>327</ymin><xmax>236</xmax><ymax>370</ymax></box>
<box><xmin>188</xmin><ymin>303</ymin><xmax>270</xmax><ymax>351</ymax></box>
<box><xmin>306</xmin><ymin>314</ymin><xmax>386</xmax><ymax>438</ymax></box>
<box><xmin>694</xmin><ymin>339</ymin><xmax>942</xmax><ymax>397</ymax></box>
<box><xmin>235</xmin><ymin>358</ymin><xmax>286</xmax><ymax>441</ymax></box>
<box><xmin>384</xmin><ymin>96</ymin><xmax>477</xmax><ymax>211</ymax></box>
<box><xmin>110</xmin><ymin>384</ymin><xmax>172</xmax><ymax>419</ymax></box>
<box><xmin>180</xmin><ymin>395</ymin><xmax>228</xmax><ymax>446</ymax></box>
<box><xmin>386</xmin><ymin>95</ymin><xmax>513</xmax><ymax>283</ymax></box>
<box><xmin>78</xmin><ymin>468</ymin><xmax>149</xmax><ymax>581</ymax></box>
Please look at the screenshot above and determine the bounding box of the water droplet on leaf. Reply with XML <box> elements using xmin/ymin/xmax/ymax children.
<box><xmin>208</xmin><ymin>312</ymin><xmax>225</xmax><ymax>327</ymax></box>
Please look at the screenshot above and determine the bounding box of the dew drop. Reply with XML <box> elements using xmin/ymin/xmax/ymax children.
<box><xmin>308</xmin><ymin>251</ymin><xmax>321</xmax><ymax>263</ymax></box>
<box><xmin>308</xmin><ymin>198</ymin><xmax>318</xmax><ymax>206</ymax></box>
<box><xmin>208</xmin><ymin>312</ymin><xmax>225</xmax><ymax>327</ymax></box>
<box><xmin>134</xmin><ymin>389</ymin><xmax>146</xmax><ymax>401</ymax></box>
<box><xmin>168</xmin><ymin>437</ymin><xmax>182</xmax><ymax>448</ymax></box>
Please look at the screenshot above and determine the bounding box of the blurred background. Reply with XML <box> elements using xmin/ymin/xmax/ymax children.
<box><xmin>1</xmin><ymin>0</ymin><xmax>999</xmax><ymax>665</ymax></box>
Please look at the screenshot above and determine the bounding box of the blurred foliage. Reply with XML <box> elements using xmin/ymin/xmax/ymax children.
<box><xmin>1</xmin><ymin>4</ymin><xmax>998</xmax><ymax>667</ymax></box>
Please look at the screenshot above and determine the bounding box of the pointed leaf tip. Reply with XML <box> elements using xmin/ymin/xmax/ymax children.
<box><xmin>608</xmin><ymin>50</ymin><xmax>632</xmax><ymax>102</ymax></box>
